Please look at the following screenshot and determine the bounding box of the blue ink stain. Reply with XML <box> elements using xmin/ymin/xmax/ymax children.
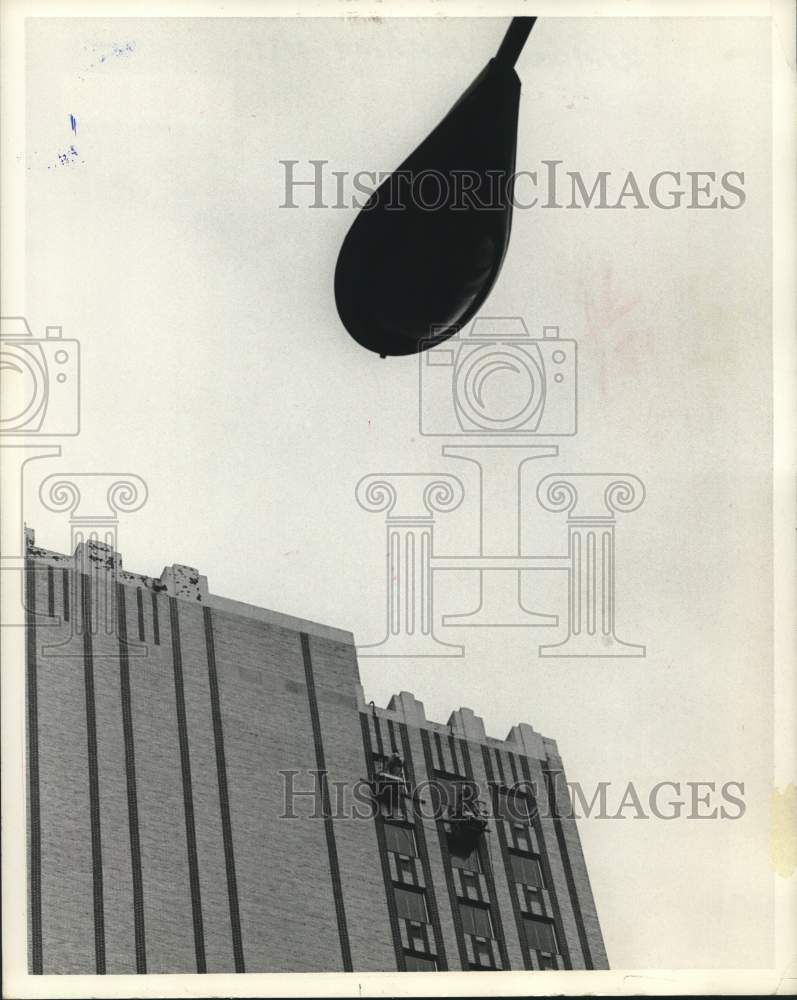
<box><xmin>88</xmin><ymin>40</ymin><xmax>135</xmax><ymax>69</ymax></box>
<box><xmin>51</xmin><ymin>145</ymin><xmax>81</xmax><ymax>169</ymax></box>
<box><xmin>69</xmin><ymin>114</ymin><xmax>77</xmax><ymax>135</ymax></box>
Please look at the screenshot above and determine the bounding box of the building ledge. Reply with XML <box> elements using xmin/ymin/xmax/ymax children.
<box><xmin>356</xmin><ymin>684</ymin><xmax>558</xmax><ymax>762</ymax></box>
<box><xmin>23</xmin><ymin>528</ymin><xmax>353</xmax><ymax>644</ymax></box>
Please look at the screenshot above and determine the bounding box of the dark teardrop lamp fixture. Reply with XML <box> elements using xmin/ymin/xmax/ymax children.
<box><xmin>334</xmin><ymin>17</ymin><xmax>537</xmax><ymax>358</ymax></box>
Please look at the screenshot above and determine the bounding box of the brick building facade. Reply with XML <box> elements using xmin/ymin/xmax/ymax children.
<box><xmin>24</xmin><ymin>530</ymin><xmax>608</xmax><ymax>974</ymax></box>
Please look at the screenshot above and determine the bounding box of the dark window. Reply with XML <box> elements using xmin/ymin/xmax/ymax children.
<box><xmin>510</xmin><ymin>853</ymin><xmax>542</xmax><ymax>887</ymax></box>
<box><xmin>397</xmin><ymin>854</ymin><xmax>415</xmax><ymax>883</ymax></box>
<box><xmin>523</xmin><ymin>883</ymin><xmax>543</xmax><ymax>912</ymax></box>
<box><xmin>511</xmin><ymin>823</ymin><xmax>533</xmax><ymax>854</ymax></box>
<box><xmin>404</xmin><ymin>953</ymin><xmax>437</xmax><ymax>971</ymax></box>
<box><xmin>406</xmin><ymin>921</ymin><xmax>427</xmax><ymax>952</ymax></box>
<box><xmin>432</xmin><ymin>774</ymin><xmax>480</xmax><ymax>816</ymax></box>
<box><xmin>459</xmin><ymin>901</ymin><xmax>493</xmax><ymax>938</ymax></box>
<box><xmin>524</xmin><ymin>916</ymin><xmax>558</xmax><ymax>954</ymax></box>
<box><xmin>384</xmin><ymin>822</ymin><xmax>417</xmax><ymax>856</ymax></box>
<box><xmin>497</xmin><ymin>791</ymin><xmax>534</xmax><ymax>823</ymax></box>
<box><xmin>471</xmin><ymin>936</ymin><xmax>496</xmax><ymax>968</ymax></box>
<box><xmin>459</xmin><ymin>868</ymin><xmax>481</xmax><ymax>901</ymax></box>
<box><xmin>432</xmin><ymin>775</ymin><xmax>458</xmax><ymax>814</ymax></box>
<box><xmin>395</xmin><ymin>887</ymin><xmax>427</xmax><ymax>923</ymax></box>
<box><xmin>448</xmin><ymin>838</ymin><xmax>482</xmax><ymax>871</ymax></box>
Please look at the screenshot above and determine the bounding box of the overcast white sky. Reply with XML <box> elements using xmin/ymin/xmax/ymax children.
<box><xmin>22</xmin><ymin>14</ymin><xmax>773</xmax><ymax>970</ymax></box>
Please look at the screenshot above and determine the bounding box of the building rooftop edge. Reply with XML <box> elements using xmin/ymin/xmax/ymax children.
<box><xmin>24</xmin><ymin>531</ymin><xmax>551</xmax><ymax>748</ymax></box>
<box><xmin>355</xmin><ymin>684</ymin><xmax>560</xmax><ymax>763</ymax></box>
<box><xmin>23</xmin><ymin>529</ymin><xmax>354</xmax><ymax>645</ymax></box>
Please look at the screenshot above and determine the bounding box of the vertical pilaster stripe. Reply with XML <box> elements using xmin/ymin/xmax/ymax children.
<box><xmin>493</xmin><ymin>746</ymin><xmax>507</xmax><ymax>786</ymax></box>
<box><xmin>420</xmin><ymin>729</ymin><xmax>468</xmax><ymax>969</ymax></box>
<box><xmin>519</xmin><ymin>755</ymin><xmax>571</xmax><ymax>969</ymax></box>
<box><xmin>373</xmin><ymin>712</ymin><xmax>385</xmax><ymax>758</ymax></box>
<box><xmin>300</xmin><ymin>632</ymin><xmax>352</xmax><ymax>971</ymax></box>
<box><xmin>458</xmin><ymin>739</ymin><xmax>509</xmax><ymax>970</ymax></box>
<box><xmin>203</xmin><ymin>606</ymin><xmax>245</xmax><ymax>972</ymax></box>
<box><xmin>169</xmin><ymin>597</ymin><xmax>206</xmax><ymax>973</ymax></box>
<box><xmin>543</xmin><ymin>763</ymin><xmax>593</xmax><ymax>969</ymax></box>
<box><xmin>447</xmin><ymin>734</ymin><xmax>461</xmax><ymax>775</ymax></box>
<box><xmin>150</xmin><ymin>592</ymin><xmax>160</xmax><ymax>644</ymax></box>
<box><xmin>81</xmin><ymin>572</ymin><xmax>106</xmax><ymax>974</ymax></box>
<box><xmin>482</xmin><ymin>747</ymin><xmax>531</xmax><ymax>970</ymax></box>
<box><xmin>135</xmin><ymin>589</ymin><xmax>145</xmax><ymax>642</ymax></box>
<box><xmin>507</xmin><ymin>750</ymin><xmax>519</xmax><ymax>785</ymax></box>
<box><xmin>62</xmin><ymin>568</ymin><xmax>70</xmax><ymax>623</ymax></box>
<box><xmin>398</xmin><ymin>723</ymin><xmax>447</xmax><ymax>969</ymax></box>
<box><xmin>359</xmin><ymin>714</ymin><xmax>404</xmax><ymax>970</ymax></box>
<box><xmin>432</xmin><ymin>732</ymin><xmax>444</xmax><ymax>773</ymax></box>
<box><xmin>117</xmin><ymin>585</ymin><xmax>147</xmax><ymax>972</ymax></box>
<box><xmin>26</xmin><ymin>560</ymin><xmax>43</xmax><ymax>974</ymax></box>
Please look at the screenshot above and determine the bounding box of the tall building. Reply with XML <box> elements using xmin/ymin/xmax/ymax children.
<box><xmin>24</xmin><ymin>530</ymin><xmax>608</xmax><ymax>975</ymax></box>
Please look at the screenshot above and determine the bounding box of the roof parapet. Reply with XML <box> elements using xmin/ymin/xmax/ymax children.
<box><xmin>24</xmin><ymin>528</ymin><xmax>352</xmax><ymax>641</ymax></box>
<box><xmin>448</xmin><ymin>706</ymin><xmax>487</xmax><ymax>742</ymax></box>
<box><xmin>386</xmin><ymin>691</ymin><xmax>427</xmax><ymax>727</ymax></box>
<box><xmin>158</xmin><ymin>564</ymin><xmax>208</xmax><ymax>603</ymax></box>
<box><xmin>361</xmin><ymin>689</ymin><xmax>553</xmax><ymax>761</ymax></box>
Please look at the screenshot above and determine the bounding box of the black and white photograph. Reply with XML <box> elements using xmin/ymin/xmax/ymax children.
<box><xmin>0</xmin><ymin>0</ymin><xmax>794</xmax><ymax>996</ymax></box>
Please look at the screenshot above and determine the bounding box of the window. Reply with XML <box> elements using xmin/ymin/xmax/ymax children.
<box><xmin>470</xmin><ymin>936</ymin><xmax>496</xmax><ymax>969</ymax></box>
<box><xmin>459</xmin><ymin>901</ymin><xmax>493</xmax><ymax>938</ymax></box>
<box><xmin>496</xmin><ymin>790</ymin><xmax>534</xmax><ymax>823</ymax></box>
<box><xmin>524</xmin><ymin>916</ymin><xmax>558</xmax><ymax>954</ymax></box>
<box><xmin>458</xmin><ymin>868</ymin><xmax>481</xmax><ymax>901</ymax></box>
<box><xmin>433</xmin><ymin>774</ymin><xmax>480</xmax><ymax>816</ymax></box>
<box><xmin>394</xmin><ymin>887</ymin><xmax>428</xmax><ymax>923</ymax></box>
<box><xmin>511</xmin><ymin>823</ymin><xmax>533</xmax><ymax>854</ymax></box>
<box><xmin>404</xmin><ymin>953</ymin><xmax>437</xmax><ymax>971</ymax></box>
<box><xmin>406</xmin><ymin>921</ymin><xmax>428</xmax><ymax>952</ymax></box>
<box><xmin>384</xmin><ymin>822</ymin><xmax>416</xmax><ymax>856</ymax></box>
<box><xmin>396</xmin><ymin>854</ymin><xmax>416</xmax><ymax>883</ymax></box>
<box><xmin>432</xmin><ymin>775</ymin><xmax>459</xmax><ymax>814</ymax></box>
<box><xmin>448</xmin><ymin>838</ymin><xmax>481</xmax><ymax>871</ymax></box>
<box><xmin>510</xmin><ymin>853</ymin><xmax>542</xmax><ymax>887</ymax></box>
